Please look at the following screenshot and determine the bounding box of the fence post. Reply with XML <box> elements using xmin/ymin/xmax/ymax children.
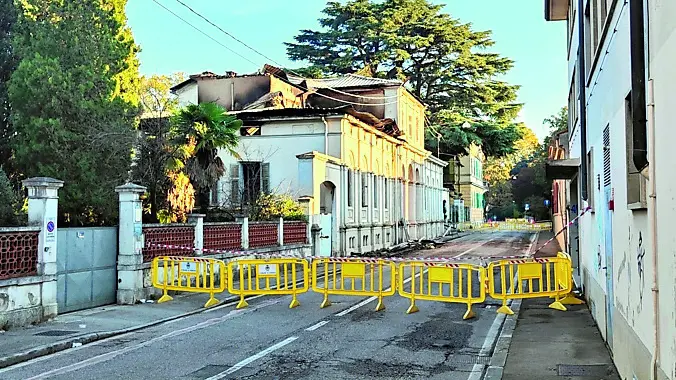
<box><xmin>22</xmin><ymin>177</ymin><xmax>64</xmax><ymax>319</ymax></box>
<box><xmin>278</xmin><ymin>217</ymin><xmax>284</xmax><ymax>246</ymax></box>
<box><xmin>115</xmin><ymin>183</ymin><xmax>146</xmax><ymax>305</ymax></box>
<box><xmin>240</xmin><ymin>217</ymin><xmax>249</xmax><ymax>249</ymax></box>
<box><xmin>188</xmin><ymin>214</ymin><xmax>205</xmax><ymax>256</ymax></box>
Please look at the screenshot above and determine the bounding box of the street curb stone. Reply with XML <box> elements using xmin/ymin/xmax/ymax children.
<box><xmin>0</xmin><ymin>294</ymin><xmax>240</xmax><ymax>369</ymax></box>
<box><xmin>481</xmin><ymin>230</ymin><xmax>539</xmax><ymax>380</ymax></box>
<box><xmin>0</xmin><ymin>265</ymin><xmax>342</xmax><ymax>370</ymax></box>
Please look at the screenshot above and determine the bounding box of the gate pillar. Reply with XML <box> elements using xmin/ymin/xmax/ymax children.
<box><xmin>115</xmin><ymin>183</ymin><xmax>146</xmax><ymax>305</ymax></box>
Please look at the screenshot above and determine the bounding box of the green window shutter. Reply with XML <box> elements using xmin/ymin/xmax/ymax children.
<box><xmin>230</xmin><ymin>164</ymin><xmax>240</xmax><ymax>204</ymax></box>
<box><xmin>261</xmin><ymin>162</ymin><xmax>270</xmax><ymax>194</ymax></box>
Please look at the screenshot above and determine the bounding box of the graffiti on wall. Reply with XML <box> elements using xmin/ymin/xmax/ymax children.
<box><xmin>636</xmin><ymin>231</ymin><xmax>646</xmax><ymax>308</ymax></box>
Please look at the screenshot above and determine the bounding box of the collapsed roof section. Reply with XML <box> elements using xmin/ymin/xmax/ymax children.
<box><xmin>170</xmin><ymin>64</ymin><xmax>404</xmax><ymax>138</ymax></box>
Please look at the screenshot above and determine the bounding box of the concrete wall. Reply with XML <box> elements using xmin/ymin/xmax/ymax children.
<box><xmin>561</xmin><ymin>1</ymin><xmax>675</xmax><ymax>378</ymax></box>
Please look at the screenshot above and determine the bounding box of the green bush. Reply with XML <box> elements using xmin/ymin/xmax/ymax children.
<box><xmin>0</xmin><ymin>168</ymin><xmax>23</xmax><ymax>226</ymax></box>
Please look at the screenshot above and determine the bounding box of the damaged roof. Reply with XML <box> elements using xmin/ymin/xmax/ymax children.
<box><xmin>303</xmin><ymin>74</ymin><xmax>402</xmax><ymax>90</ymax></box>
<box><xmin>233</xmin><ymin>106</ymin><xmax>402</xmax><ymax>138</ymax></box>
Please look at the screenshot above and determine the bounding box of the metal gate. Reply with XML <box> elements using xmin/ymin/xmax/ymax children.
<box><xmin>57</xmin><ymin>227</ymin><xmax>118</xmax><ymax>313</ymax></box>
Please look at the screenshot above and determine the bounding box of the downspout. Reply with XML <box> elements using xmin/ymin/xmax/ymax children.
<box><xmin>322</xmin><ymin>117</ymin><xmax>329</xmax><ymax>154</ymax></box>
<box><xmin>647</xmin><ymin>78</ymin><xmax>660</xmax><ymax>380</ymax></box>
<box><xmin>629</xmin><ymin>1</ymin><xmax>659</xmax><ymax>376</ymax></box>
<box><xmin>577</xmin><ymin>0</ymin><xmax>588</xmax><ymax>201</ymax></box>
<box><xmin>629</xmin><ymin>0</ymin><xmax>649</xmax><ymax>174</ymax></box>
<box><xmin>230</xmin><ymin>82</ymin><xmax>235</xmax><ymax>110</ymax></box>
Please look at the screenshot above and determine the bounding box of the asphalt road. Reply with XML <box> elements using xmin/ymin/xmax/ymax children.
<box><xmin>0</xmin><ymin>231</ymin><xmax>536</xmax><ymax>380</ymax></box>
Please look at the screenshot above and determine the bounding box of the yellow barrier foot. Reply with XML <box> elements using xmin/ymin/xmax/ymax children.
<box><xmin>236</xmin><ymin>298</ymin><xmax>249</xmax><ymax>309</ymax></box>
<box><xmin>496</xmin><ymin>305</ymin><xmax>514</xmax><ymax>315</ymax></box>
<box><xmin>549</xmin><ymin>301</ymin><xmax>567</xmax><ymax>311</ymax></box>
<box><xmin>289</xmin><ymin>296</ymin><xmax>300</xmax><ymax>309</ymax></box>
<box><xmin>463</xmin><ymin>306</ymin><xmax>476</xmax><ymax>320</ymax></box>
<box><xmin>560</xmin><ymin>294</ymin><xmax>585</xmax><ymax>305</ymax></box>
<box><xmin>157</xmin><ymin>294</ymin><xmax>173</xmax><ymax>304</ymax></box>
<box><xmin>406</xmin><ymin>302</ymin><xmax>419</xmax><ymax>314</ymax></box>
<box><xmin>374</xmin><ymin>298</ymin><xmax>385</xmax><ymax>312</ymax></box>
<box><xmin>204</xmin><ymin>297</ymin><xmax>219</xmax><ymax>308</ymax></box>
<box><xmin>320</xmin><ymin>296</ymin><xmax>332</xmax><ymax>309</ymax></box>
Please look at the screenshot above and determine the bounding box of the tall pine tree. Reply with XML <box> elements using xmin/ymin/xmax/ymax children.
<box><xmin>9</xmin><ymin>0</ymin><xmax>141</xmax><ymax>226</ymax></box>
<box><xmin>286</xmin><ymin>0</ymin><xmax>523</xmax><ymax>157</ymax></box>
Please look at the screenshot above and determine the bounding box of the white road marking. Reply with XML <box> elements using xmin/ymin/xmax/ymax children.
<box><xmin>305</xmin><ymin>320</ymin><xmax>329</xmax><ymax>331</ymax></box>
<box><xmin>14</xmin><ymin>299</ymin><xmax>282</xmax><ymax>379</ymax></box>
<box><xmin>334</xmin><ymin>269</ymin><xmax>421</xmax><ymax>317</ymax></box>
<box><xmin>467</xmin><ymin>364</ymin><xmax>485</xmax><ymax>380</ymax></box>
<box><xmin>205</xmin><ymin>336</ymin><xmax>298</xmax><ymax>379</ymax></box>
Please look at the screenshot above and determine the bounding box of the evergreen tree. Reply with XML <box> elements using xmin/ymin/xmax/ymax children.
<box><xmin>286</xmin><ymin>0</ymin><xmax>523</xmax><ymax>157</ymax></box>
<box><xmin>9</xmin><ymin>0</ymin><xmax>141</xmax><ymax>226</ymax></box>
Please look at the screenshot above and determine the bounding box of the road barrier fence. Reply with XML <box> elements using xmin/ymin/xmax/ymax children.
<box><xmin>151</xmin><ymin>256</ymin><xmax>227</xmax><ymax>308</ymax></box>
<box><xmin>227</xmin><ymin>257</ymin><xmax>309</xmax><ymax>309</ymax></box>
<box><xmin>398</xmin><ymin>261</ymin><xmax>486</xmax><ymax>320</ymax></box>
<box><xmin>149</xmin><ymin>249</ymin><xmax>581</xmax><ymax>318</ymax></box>
<box><xmin>311</xmin><ymin>257</ymin><xmax>396</xmax><ymax>311</ymax></box>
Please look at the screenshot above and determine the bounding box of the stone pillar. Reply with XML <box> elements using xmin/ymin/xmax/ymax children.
<box><xmin>278</xmin><ymin>217</ymin><xmax>284</xmax><ymax>246</ymax></box>
<box><xmin>22</xmin><ymin>177</ymin><xmax>64</xmax><ymax>319</ymax></box>
<box><xmin>115</xmin><ymin>183</ymin><xmax>146</xmax><ymax>305</ymax></box>
<box><xmin>240</xmin><ymin>217</ymin><xmax>249</xmax><ymax>249</ymax></box>
<box><xmin>187</xmin><ymin>214</ymin><xmax>205</xmax><ymax>255</ymax></box>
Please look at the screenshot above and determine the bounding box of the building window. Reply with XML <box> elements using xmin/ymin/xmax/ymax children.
<box><xmin>241</xmin><ymin>162</ymin><xmax>269</xmax><ymax>204</ymax></box>
<box><xmin>361</xmin><ymin>172</ymin><xmax>369</xmax><ymax>207</ymax></box>
<box><xmin>625</xmin><ymin>92</ymin><xmax>647</xmax><ymax>208</ymax></box>
<box><xmin>553</xmin><ymin>182</ymin><xmax>560</xmax><ymax>214</ymax></box>
<box><xmin>386</xmin><ymin>233</ymin><xmax>390</xmax><ymax>243</ymax></box>
<box><xmin>362</xmin><ymin>235</ymin><xmax>368</xmax><ymax>247</ymax></box>
<box><xmin>347</xmin><ymin>170</ymin><xmax>353</xmax><ymax>207</ymax></box>
<box><xmin>373</xmin><ymin>176</ymin><xmax>379</xmax><ymax>208</ymax></box>
<box><xmin>568</xmin><ymin>67</ymin><xmax>578</xmax><ymax>132</ymax></box>
<box><xmin>384</xmin><ymin>179</ymin><xmax>389</xmax><ymax>209</ymax></box>
<box><xmin>376</xmin><ymin>234</ymin><xmax>380</xmax><ymax>244</ymax></box>
<box><xmin>584</xmin><ymin>2</ymin><xmax>592</xmax><ymax>77</ymax></box>
<box><xmin>230</xmin><ymin>164</ymin><xmax>240</xmax><ymax>204</ymax></box>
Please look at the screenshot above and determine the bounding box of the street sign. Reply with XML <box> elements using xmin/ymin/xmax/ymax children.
<box><xmin>180</xmin><ymin>262</ymin><xmax>197</xmax><ymax>272</ymax></box>
<box><xmin>258</xmin><ymin>264</ymin><xmax>277</xmax><ymax>276</ymax></box>
<box><xmin>524</xmin><ymin>203</ymin><xmax>530</xmax><ymax>211</ymax></box>
<box><xmin>45</xmin><ymin>217</ymin><xmax>56</xmax><ymax>243</ymax></box>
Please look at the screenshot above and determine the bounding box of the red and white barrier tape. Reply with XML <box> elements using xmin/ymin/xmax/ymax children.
<box><xmin>531</xmin><ymin>206</ymin><xmax>593</xmax><ymax>255</ymax></box>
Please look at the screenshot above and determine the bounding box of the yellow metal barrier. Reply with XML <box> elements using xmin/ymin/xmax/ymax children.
<box><xmin>487</xmin><ymin>255</ymin><xmax>573</xmax><ymax>315</ymax></box>
<box><xmin>151</xmin><ymin>256</ymin><xmax>226</xmax><ymax>308</ymax></box>
<box><xmin>228</xmin><ymin>257</ymin><xmax>309</xmax><ymax>309</ymax></box>
<box><xmin>312</xmin><ymin>258</ymin><xmax>395</xmax><ymax>311</ymax></box>
<box><xmin>398</xmin><ymin>261</ymin><xmax>486</xmax><ymax>320</ymax></box>
<box><xmin>554</xmin><ymin>252</ymin><xmax>585</xmax><ymax>305</ymax></box>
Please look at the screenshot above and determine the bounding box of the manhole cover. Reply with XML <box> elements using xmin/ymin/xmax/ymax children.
<box><xmin>557</xmin><ymin>364</ymin><xmax>613</xmax><ymax>377</ymax></box>
<box><xmin>34</xmin><ymin>330</ymin><xmax>79</xmax><ymax>337</ymax></box>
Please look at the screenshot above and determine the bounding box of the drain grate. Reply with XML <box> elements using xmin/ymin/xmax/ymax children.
<box><xmin>34</xmin><ymin>330</ymin><xmax>79</xmax><ymax>337</ymax></box>
<box><xmin>447</xmin><ymin>355</ymin><xmax>492</xmax><ymax>365</ymax></box>
<box><xmin>557</xmin><ymin>364</ymin><xmax>614</xmax><ymax>377</ymax></box>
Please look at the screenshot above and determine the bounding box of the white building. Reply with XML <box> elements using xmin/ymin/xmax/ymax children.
<box><xmin>171</xmin><ymin>68</ymin><xmax>450</xmax><ymax>256</ymax></box>
<box><xmin>546</xmin><ymin>0</ymin><xmax>676</xmax><ymax>379</ymax></box>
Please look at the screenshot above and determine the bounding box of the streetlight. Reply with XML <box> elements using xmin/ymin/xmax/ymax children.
<box><xmin>461</xmin><ymin>121</ymin><xmax>471</xmax><ymax>129</ymax></box>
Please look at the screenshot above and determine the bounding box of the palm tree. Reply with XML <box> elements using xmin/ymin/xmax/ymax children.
<box><xmin>170</xmin><ymin>102</ymin><xmax>241</xmax><ymax>213</ymax></box>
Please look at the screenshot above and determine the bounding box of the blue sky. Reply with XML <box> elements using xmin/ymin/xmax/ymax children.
<box><xmin>126</xmin><ymin>0</ymin><xmax>568</xmax><ymax>140</ymax></box>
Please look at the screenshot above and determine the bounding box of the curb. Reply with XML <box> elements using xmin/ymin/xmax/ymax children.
<box><xmin>482</xmin><ymin>299</ymin><xmax>523</xmax><ymax>380</ymax></box>
<box><xmin>0</xmin><ymin>294</ymin><xmax>239</xmax><ymax>369</ymax></box>
<box><xmin>482</xmin><ymin>230</ymin><xmax>539</xmax><ymax>380</ymax></box>
<box><xmin>0</xmin><ymin>266</ymin><xmax>341</xmax><ymax>370</ymax></box>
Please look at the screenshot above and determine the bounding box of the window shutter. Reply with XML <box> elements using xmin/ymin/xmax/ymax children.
<box><xmin>261</xmin><ymin>162</ymin><xmax>270</xmax><ymax>194</ymax></box>
<box><xmin>230</xmin><ymin>164</ymin><xmax>240</xmax><ymax>204</ymax></box>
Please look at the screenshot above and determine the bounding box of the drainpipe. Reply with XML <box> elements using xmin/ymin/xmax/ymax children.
<box><xmin>230</xmin><ymin>82</ymin><xmax>235</xmax><ymax>110</ymax></box>
<box><xmin>322</xmin><ymin>117</ymin><xmax>329</xmax><ymax>154</ymax></box>
<box><xmin>577</xmin><ymin>0</ymin><xmax>588</xmax><ymax>201</ymax></box>
<box><xmin>647</xmin><ymin>79</ymin><xmax>661</xmax><ymax>380</ymax></box>
<box><xmin>629</xmin><ymin>0</ymin><xmax>649</xmax><ymax>174</ymax></box>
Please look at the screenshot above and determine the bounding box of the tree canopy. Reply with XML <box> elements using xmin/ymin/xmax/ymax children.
<box><xmin>286</xmin><ymin>0</ymin><xmax>523</xmax><ymax>157</ymax></box>
<box><xmin>0</xmin><ymin>0</ymin><xmax>17</xmax><ymax>177</ymax></box>
<box><xmin>9</xmin><ymin>0</ymin><xmax>140</xmax><ymax>226</ymax></box>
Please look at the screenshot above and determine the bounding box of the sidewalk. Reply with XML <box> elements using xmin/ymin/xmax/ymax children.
<box><xmin>495</xmin><ymin>231</ymin><xmax>620</xmax><ymax>380</ymax></box>
<box><xmin>0</xmin><ymin>290</ymin><xmax>234</xmax><ymax>368</ymax></box>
